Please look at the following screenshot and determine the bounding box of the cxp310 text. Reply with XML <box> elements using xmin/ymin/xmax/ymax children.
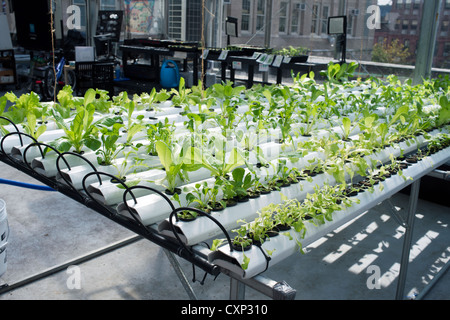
<box><xmin>225</xmin><ymin>304</ymin><xmax>268</xmax><ymax>315</ymax></box>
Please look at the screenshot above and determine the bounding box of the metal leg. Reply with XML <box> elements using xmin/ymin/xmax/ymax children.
<box><xmin>395</xmin><ymin>178</ymin><xmax>421</xmax><ymax>300</ymax></box>
<box><xmin>229</xmin><ymin>278</ymin><xmax>246</xmax><ymax>300</ymax></box>
<box><xmin>162</xmin><ymin>249</ymin><xmax>198</xmax><ymax>300</ymax></box>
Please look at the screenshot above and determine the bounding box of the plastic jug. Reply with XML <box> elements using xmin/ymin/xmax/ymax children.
<box><xmin>160</xmin><ymin>60</ymin><xmax>180</xmax><ymax>89</ymax></box>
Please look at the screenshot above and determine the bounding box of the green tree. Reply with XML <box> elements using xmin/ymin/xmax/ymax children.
<box><xmin>371</xmin><ymin>39</ymin><xmax>412</xmax><ymax>65</ymax></box>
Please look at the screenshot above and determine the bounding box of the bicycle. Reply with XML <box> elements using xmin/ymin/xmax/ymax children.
<box><xmin>42</xmin><ymin>49</ymin><xmax>77</xmax><ymax>100</ymax></box>
<box><xmin>24</xmin><ymin>50</ymin><xmax>76</xmax><ymax>102</ymax></box>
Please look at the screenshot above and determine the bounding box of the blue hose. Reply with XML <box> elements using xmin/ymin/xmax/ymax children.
<box><xmin>0</xmin><ymin>178</ymin><xmax>55</xmax><ymax>191</ymax></box>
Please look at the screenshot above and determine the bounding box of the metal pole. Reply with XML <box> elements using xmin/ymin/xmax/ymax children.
<box><xmin>262</xmin><ymin>0</ymin><xmax>272</xmax><ymax>83</ymax></box>
<box><xmin>229</xmin><ymin>278</ymin><xmax>246</xmax><ymax>300</ymax></box>
<box><xmin>412</xmin><ymin>0</ymin><xmax>442</xmax><ymax>85</ymax></box>
<box><xmin>162</xmin><ymin>248</ymin><xmax>198</xmax><ymax>300</ymax></box>
<box><xmin>0</xmin><ymin>235</ymin><xmax>142</xmax><ymax>295</ymax></box>
<box><xmin>395</xmin><ymin>179</ymin><xmax>421</xmax><ymax>300</ymax></box>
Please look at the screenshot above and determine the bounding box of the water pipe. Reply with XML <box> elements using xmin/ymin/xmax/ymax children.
<box><xmin>0</xmin><ymin>178</ymin><xmax>55</xmax><ymax>191</ymax></box>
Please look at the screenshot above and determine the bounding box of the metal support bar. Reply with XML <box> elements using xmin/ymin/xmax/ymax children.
<box><xmin>229</xmin><ymin>278</ymin><xmax>246</xmax><ymax>300</ymax></box>
<box><xmin>384</xmin><ymin>198</ymin><xmax>407</xmax><ymax>227</ymax></box>
<box><xmin>222</xmin><ymin>268</ymin><xmax>296</xmax><ymax>300</ymax></box>
<box><xmin>162</xmin><ymin>248</ymin><xmax>198</xmax><ymax>300</ymax></box>
<box><xmin>427</xmin><ymin>169</ymin><xmax>450</xmax><ymax>181</ymax></box>
<box><xmin>395</xmin><ymin>178</ymin><xmax>421</xmax><ymax>300</ymax></box>
<box><xmin>0</xmin><ymin>235</ymin><xmax>142</xmax><ymax>295</ymax></box>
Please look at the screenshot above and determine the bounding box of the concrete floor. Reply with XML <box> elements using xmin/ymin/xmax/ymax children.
<box><xmin>0</xmin><ymin>159</ymin><xmax>449</xmax><ymax>300</ymax></box>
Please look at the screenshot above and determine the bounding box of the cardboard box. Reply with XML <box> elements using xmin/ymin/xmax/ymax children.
<box><xmin>0</xmin><ymin>68</ymin><xmax>14</xmax><ymax>84</ymax></box>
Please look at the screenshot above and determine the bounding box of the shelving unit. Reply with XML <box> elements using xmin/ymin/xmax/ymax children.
<box><xmin>0</xmin><ymin>68</ymin><xmax>449</xmax><ymax>300</ymax></box>
<box><xmin>0</xmin><ymin>49</ymin><xmax>16</xmax><ymax>87</ymax></box>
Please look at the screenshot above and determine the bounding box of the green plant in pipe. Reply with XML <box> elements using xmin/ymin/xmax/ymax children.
<box><xmin>3</xmin><ymin>91</ymin><xmax>41</xmax><ymax>124</ymax></box>
<box><xmin>183</xmin><ymin>181</ymin><xmax>224</xmax><ymax>213</ymax></box>
<box><xmin>56</xmin><ymin>85</ymin><xmax>80</xmax><ymax>118</ymax></box>
<box><xmin>120</xmin><ymin>99</ymin><xmax>146</xmax><ymax>147</ymax></box>
<box><xmin>320</xmin><ymin>61</ymin><xmax>358</xmax><ymax>84</ymax></box>
<box><xmin>186</xmin><ymin>135</ymin><xmax>245</xmax><ymax>180</ymax></box>
<box><xmin>96</xmin><ymin>122</ymin><xmax>123</xmax><ymax>165</ymax></box>
<box><xmin>211</xmin><ymin>98</ymin><xmax>242</xmax><ymax>137</ymax></box>
<box><xmin>436</xmin><ymin>95</ymin><xmax>450</xmax><ymax>127</ymax></box>
<box><xmin>83</xmin><ymin>88</ymin><xmax>112</xmax><ymax>113</ymax></box>
<box><xmin>155</xmin><ymin>138</ymin><xmax>202</xmax><ymax>194</ymax></box>
<box><xmin>146</xmin><ymin>118</ymin><xmax>175</xmax><ymax>156</ymax></box>
<box><xmin>133</xmin><ymin>87</ymin><xmax>170</xmax><ymax>113</ymax></box>
<box><xmin>111</xmin><ymin>147</ymin><xmax>150</xmax><ymax>182</ymax></box>
<box><xmin>207</xmin><ymin>81</ymin><xmax>245</xmax><ymax>106</ymax></box>
<box><xmin>50</xmin><ymin>104</ymin><xmax>120</xmax><ymax>154</ymax></box>
<box><xmin>228</xmin><ymin>167</ymin><xmax>254</xmax><ymax>200</ymax></box>
<box><xmin>170</xmin><ymin>77</ymin><xmax>192</xmax><ymax>111</ymax></box>
<box><xmin>273</xmin><ymin>85</ymin><xmax>298</xmax><ymax>144</ymax></box>
<box><xmin>20</xmin><ymin>110</ymin><xmax>47</xmax><ymax>141</ymax></box>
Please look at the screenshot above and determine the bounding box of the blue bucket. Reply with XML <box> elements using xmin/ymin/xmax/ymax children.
<box><xmin>160</xmin><ymin>60</ymin><xmax>180</xmax><ymax>89</ymax></box>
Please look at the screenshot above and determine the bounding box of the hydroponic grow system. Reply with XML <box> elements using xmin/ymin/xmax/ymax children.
<box><xmin>0</xmin><ymin>64</ymin><xmax>449</xmax><ymax>300</ymax></box>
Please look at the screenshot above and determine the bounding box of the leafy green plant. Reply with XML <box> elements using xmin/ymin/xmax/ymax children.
<box><xmin>50</xmin><ymin>105</ymin><xmax>120</xmax><ymax>154</ymax></box>
<box><xmin>56</xmin><ymin>85</ymin><xmax>80</xmax><ymax>118</ymax></box>
<box><xmin>228</xmin><ymin>167</ymin><xmax>254</xmax><ymax>200</ymax></box>
<box><xmin>170</xmin><ymin>77</ymin><xmax>192</xmax><ymax>110</ymax></box>
<box><xmin>146</xmin><ymin>118</ymin><xmax>174</xmax><ymax>156</ymax></box>
<box><xmin>186</xmin><ymin>136</ymin><xmax>245</xmax><ymax>180</ymax></box>
<box><xmin>3</xmin><ymin>91</ymin><xmax>41</xmax><ymax>124</ymax></box>
<box><xmin>83</xmin><ymin>88</ymin><xmax>112</xmax><ymax>113</ymax></box>
<box><xmin>20</xmin><ymin>110</ymin><xmax>47</xmax><ymax>141</ymax></box>
<box><xmin>155</xmin><ymin>138</ymin><xmax>201</xmax><ymax>194</ymax></box>
<box><xmin>121</xmin><ymin>99</ymin><xmax>146</xmax><ymax>146</ymax></box>
<box><xmin>320</xmin><ymin>61</ymin><xmax>358</xmax><ymax>84</ymax></box>
<box><xmin>436</xmin><ymin>95</ymin><xmax>450</xmax><ymax>127</ymax></box>
<box><xmin>112</xmin><ymin>147</ymin><xmax>149</xmax><ymax>182</ymax></box>
<box><xmin>184</xmin><ymin>181</ymin><xmax>224</xmax><ymax>213</ymax></box>
<box><xmin>96</xmin><ymin>122</ymin><xmax>123</xmax><ymax>165</ymax></box>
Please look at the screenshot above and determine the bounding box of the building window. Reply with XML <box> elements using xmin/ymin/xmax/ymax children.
<box><xmin>256</xmin><ymin>0</ymin><xmax>266</xmax><ymax>32</ymax></box>
<box><xmin>100</xmin><ymin>0</ymin><xmax>116</xmax><ymax>10</ymax></box>
<box><xmin>441</xmin><ymin>20</ymin><xmax>449</xmax><ymax>36</ymax></box>
<box><xmin>347</xmin><ymin>15</ymin><xmax>353</xmax><ymax>36</ymax></box>
<box><xmin>396</xmin><ymin>0</ymin><xmax>404</xmax><ymax>9</ymax></box>
<box><xmin>413</xmin><ymin>0</ymin><xmax>420</xmax><ymax>10</ymax></box>
<box><xmin>73</xmin><ymin>0</ymin><xmax>87</xmax><ymax>30</ymax></box>
<box><xmin>279</xmin><ymin>1</ymin><xmax>288</xmax><ymax>33</ymax></box>
<box><xmin>311</xmin><ymin>4</ymin><xmax>319</xmax><ymax>34</ymax></box>
<box><xmin>321</xmin><ymin>5</ymin><xmax>329</xmax><ymax>34</ymax></box>
<box><xmin>241</xmin><ymin>0</ymin><xmax>251</xmax><ymax>32</ymax></box>
<box><xmin>446</xmin><ymin>0</ymin><xmax>450</xmax><ymax>9</ymax></box>
<box><xmin>404</xmin><ymin>39</ymin><xmax>410</xmax><ymax>48</ymax></box>
<box><xmin>402</xmin><ymin>20</ymin><xmax>409</xmax><ymax>31</ymax></box>
<box><xmin>444</xmin><ymin>43</ymin><xmax>450</xmax><ymax>56</ymax></box>
<box><xmin>405</xmin><ymin>0</ymin><xmax>411</xmax><ymax>10</ymax></box>
<box><xmin>441</xmin><ymin>20</ymin><xmax>449</xmax><ymax>32</ymax></box>
<box><xmin>290</xmin><ymin>2</ymin><xmax>300</xmax><ymax>34</ymax></box>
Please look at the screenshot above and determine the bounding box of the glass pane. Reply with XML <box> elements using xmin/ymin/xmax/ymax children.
<box><xmin>433</xmin><ymin>2</ymin><xmax>450</xmax><ymax>69</ymax></box>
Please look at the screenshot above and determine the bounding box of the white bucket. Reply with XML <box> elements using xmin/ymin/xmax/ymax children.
<box><xmin>0</xmin><ymin>199</ymin><xmax>8</xmax><ymax>278</ymax></box>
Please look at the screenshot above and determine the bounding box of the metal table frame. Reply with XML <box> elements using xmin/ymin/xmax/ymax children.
<box><xmin>0</xmin><ymin>128</ymin><xmax>448</xmax><ymax>300</ymax></box>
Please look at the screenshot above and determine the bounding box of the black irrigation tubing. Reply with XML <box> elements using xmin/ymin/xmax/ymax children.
<box><xmin>1</xmin><ymin>139</ymin><xmax>220</xmax><ymax>277</ymax></box>
<box><xmin>168</xmin><ymin>207</ymin><xmax>235</xmax><ymax>254</ymax></box>
<box><xmin>1</xmin><ymin>151</ymin><xmax>220</xmax><ymax>277</ymax></box>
